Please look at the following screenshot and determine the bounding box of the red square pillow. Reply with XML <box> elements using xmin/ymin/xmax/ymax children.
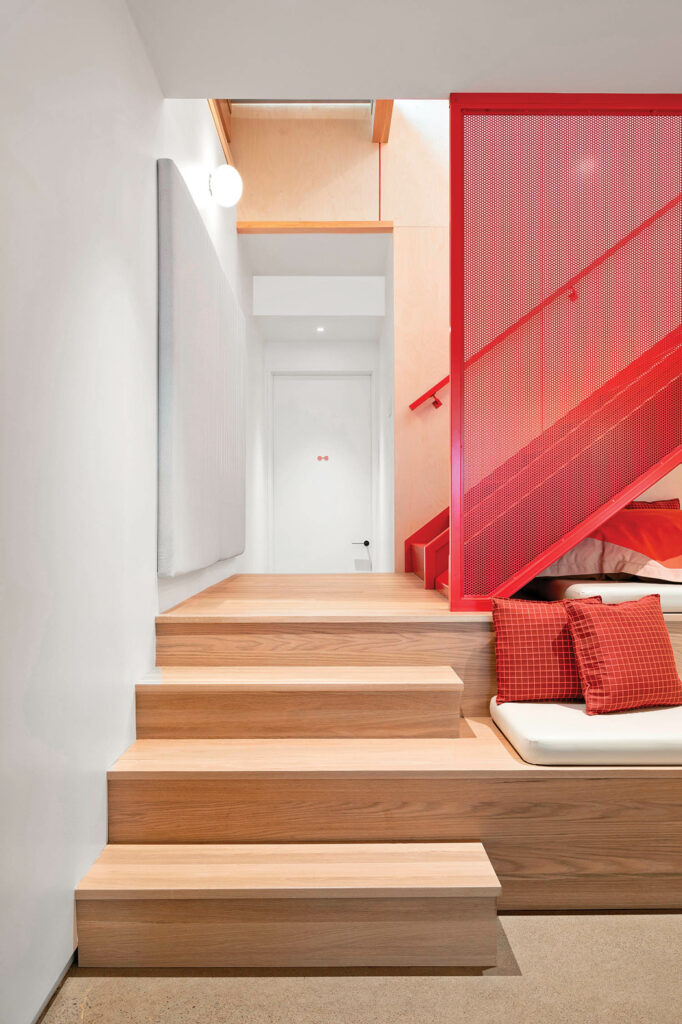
<box><xmin>624</xmin><ymin>499</ymin><xmax>680</xmax><ymax>510</ymax></box>
<box><xmin>492</xmin><ymin>597</ymin><xmax>602</xmax><ymax>704</ymax></box>
<box><xmin>566</xmin><ymin>594</ymin><xmax>682</xmax><ymax>715</ymax></box>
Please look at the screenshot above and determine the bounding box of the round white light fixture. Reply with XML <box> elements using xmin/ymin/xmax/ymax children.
<box><xmin>316</xmin><ymin>326</ymin><xmax>325</xmax><ymax>333</ymax></box>
<box><xmin>209</xmin><ymin>164</ymin><xmax>243</xmax><ymax>207</ymax></box>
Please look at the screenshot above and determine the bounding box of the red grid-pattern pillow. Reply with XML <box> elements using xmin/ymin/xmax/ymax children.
<box><xmin>624</xmin><ymin>499</ymin><xmax>680</xmax><ymax>510</ymax></box>
<box><xmin>492</xmin><ymin>597</ymin><xmax>602</xmax><ymax>704</ymax></box>
<box><xmin>567</xmin><ymin>594</ymin><xmax>682</xmax><ymax>715</ymax></box>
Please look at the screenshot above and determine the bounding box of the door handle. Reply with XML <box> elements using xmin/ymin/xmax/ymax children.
<box><xmin>352</xmin><ymin>539</ymin><xmax>372</xmax><ymax>571</ymax></box>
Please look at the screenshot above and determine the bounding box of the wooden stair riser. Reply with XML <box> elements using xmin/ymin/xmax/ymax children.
<box><xmin>107</xmin><ymin>775</ymin><xmax>682</xmax><ymax>911</ymax></box>
<box><xmin>77</xmin><ymin>897</ymin><xmax>496</xmax><ymax>968</ymax></box>
<box><xmin>410</xmin><ymin>544</ymin><xmax>427</xmax><ymax>581</ymax></box>
<box><xmin>76</xmin><ymin>842</ymin><xmax>500</xmax><ymax>967</ymax></box>
<box><xmin>136</xmin><ymin>685</ymin><xmax>461</xmax><ymax>739</ymax></box>
<box><xmin>154</xmin><ymin>621</ymin><xmax>498</xmax><ymax>718</ymax></box>
<box><xmin>156</xmin><ymin>619</ymin><xmax>682</xmax><ymax>719</ymax></box>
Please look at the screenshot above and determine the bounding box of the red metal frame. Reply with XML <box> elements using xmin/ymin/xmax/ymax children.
<box><xmin>451</xmin><ymin>93</ymin><xmax>682</xmax><ymax>114</ymax></box>
<box><xmin>449</xmin><ymin>93</ymin><xmax>682</xmax><ymax>611</ymax></box>
<box><xmin>450</xmin><ymin>93</ymin><xmax>466</xmax><ymax>608</ymax></box>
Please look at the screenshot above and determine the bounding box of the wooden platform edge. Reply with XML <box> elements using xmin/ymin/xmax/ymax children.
<box><xmin>236</xmin><ymin>220</ymin><xmax>394</xmax><ymax>234</ymax></box>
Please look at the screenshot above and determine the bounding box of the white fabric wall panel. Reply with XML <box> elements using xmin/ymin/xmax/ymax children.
<box><xmin>157</xmin><ymin>159</ymin><xmax>246</xmax><ymax>576</ymax></box>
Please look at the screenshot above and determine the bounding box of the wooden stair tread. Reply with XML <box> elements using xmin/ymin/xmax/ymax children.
<box><xmin>109</xmin><ymin>719</ymin><xmax>681</xmax><ymax>779</ymax></box>
<box><xmin>143</xmin><ymin>665</ymin><xmax>462</xmax><ymax>691</ymax></box>
<box><xmin>156</xmin><ymin>573</ymin><xmax>466</xmax><ymax>624</ymax></box>
<box><xmin>77</xmin><ymin>842</ymin><xmax>500</xmax><ymax>900</ymax></box>
<box><xmin>110</xmin><ymin>725</ymin><xmax>499</xmax><ymax>778</ymax></box>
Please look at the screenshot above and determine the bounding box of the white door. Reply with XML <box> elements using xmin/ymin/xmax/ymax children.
<box><xmin>272</xmin><ymin>373</ymin><xmax>374</xmax><ymax>572</ymax></box>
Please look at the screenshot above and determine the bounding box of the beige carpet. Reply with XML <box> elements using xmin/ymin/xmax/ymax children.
<box><xmin>41</xmin><ymin>913</ymin><xmax>682</xmax><ymax>1024</ymax></box>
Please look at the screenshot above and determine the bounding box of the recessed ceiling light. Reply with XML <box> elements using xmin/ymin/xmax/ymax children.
<box><xmin>316</xmin><ymin>326</ymin><xmax>325</xmax><ymax>333</ymax></box>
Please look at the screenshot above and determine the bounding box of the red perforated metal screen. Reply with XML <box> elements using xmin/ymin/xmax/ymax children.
<box><xmin>450</xmin><ymin>96</ymin><xmax>682</xmax><ymax>608</ymax></box>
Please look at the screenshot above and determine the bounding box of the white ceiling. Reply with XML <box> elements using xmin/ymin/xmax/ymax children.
<box><xmin>126</xmin><ymin>0</ymin><xmax>682</xmax><ymax>98</ymax></box>
<box><xmin>255</xmin><ymin>315</ymin><xmax>385</xmax><ymax>344</ymax></box>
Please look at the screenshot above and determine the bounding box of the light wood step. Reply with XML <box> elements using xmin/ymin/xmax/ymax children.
<box><xmin>106</xmin><ymin>722</ymin><xmax>521</xmax><ymax>844</ymax></box>
<box><xmin>76</xmin><ymin>842</ymin><xmax>500</xmax><ymax>967</ymax></box>
<box><xmin>136</xmin><ymin>666</ymin><xmax>463</xmax><ymax>738</ymax></box>
<box><xmin>154</xmin><ymin>573</ymin><xmax>483</xmax><ymax>670</ymax></box>
<box><xmin>104</xmin><ymin>726</ymin><xmax>682</xmax><ymax>910</ymax></box>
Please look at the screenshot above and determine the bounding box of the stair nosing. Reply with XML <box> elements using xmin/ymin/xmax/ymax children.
<box><xmin>76</xmin><ymin>842</ymin><xmax>502</xmax><ymax>900</ymax></box>
<box><xmin>137</xmin><ymin>667</ymin><xmax>464</xmax><ymax>692</ymax></box>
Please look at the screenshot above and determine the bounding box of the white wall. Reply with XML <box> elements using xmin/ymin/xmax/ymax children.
<box><xmin>0</xmin><ymin>3</ymin><xmax>258</xmax><ymax>1021</ymax></box>
<box><xmin>638</xmin><ymin>464</ymin><xmax>682</xmax><ymax>504</ymax></box>
<box><xmin>377</xmin><ymin>250</ymin><xmax>396</xmax><ymax>571</ymax></box>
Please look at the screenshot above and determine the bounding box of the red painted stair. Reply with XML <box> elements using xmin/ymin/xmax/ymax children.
<box><xmin>461</xmin><ymin>326</ymin><xmax>682</xmax><ymax>597</ymax></box>
<box><xmin>404</xmin><ymin>508</ymin><xmax>449</xmax><ymax>589</ymax></box>
<box><xmin>407</xmin><ymin>103</ymin><xmax>682</xmax><ymax>608</ymax></box>
<box><xmin>449</xmin><ymin>97</ymin><xmax>682</xmax><ymax>609</ymax></box>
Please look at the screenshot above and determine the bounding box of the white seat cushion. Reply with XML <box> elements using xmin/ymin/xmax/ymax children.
<box><xmin>490</xmin><ymin>697</ymin><xmax>682</xmax><ymax>765</ymax></box>
<box><xmin>530</xmin><ymin>577</ymin><xmax>682</xmax><ymax>612</ymax></box>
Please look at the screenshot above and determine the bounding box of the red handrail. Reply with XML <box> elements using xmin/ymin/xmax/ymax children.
<box><xmin>465</xmin><ymin>189</ymin><xmax>682</xmax><ymax>372</ymax></box>
<box><xmin>409</xmin><ymin>188</ymin><xmax>682</xmax><ymax>410</ymax></box>
<box><xmin>409</xmin><ymin>376</ymin><xmax>450</xmax><ymax>410</ymax></box>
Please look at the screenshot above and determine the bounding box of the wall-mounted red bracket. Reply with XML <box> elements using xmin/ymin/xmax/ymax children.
<box><xmin>409</xmin><ymin>375</ymin><xmax>450</xmax><ymax>411</ymax></box>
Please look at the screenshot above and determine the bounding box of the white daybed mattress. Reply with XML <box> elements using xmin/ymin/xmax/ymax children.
<box><xmin>490</xmin><ymin>697</ymin><xmax>682</xmax><ymax>766</ymax></box>
<box><xmin>530</xmin><ymin>577</ymin><xmax>682</xmax><ymax>612</ymax></box>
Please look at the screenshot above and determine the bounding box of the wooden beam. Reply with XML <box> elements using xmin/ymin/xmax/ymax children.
<box><xmin>208</xmin><ymin>99</ymin><xmax>234</xmax><ymax>164</ymax></box>
<box><xmin>236</xmin><ymin>221</ymin><xmax>394</xmax><ymax>235</ymax></box>
<box><xmin>372</xmin><ymin>100</ymin><xmax>394</xmax><ymax>143</ymax></box>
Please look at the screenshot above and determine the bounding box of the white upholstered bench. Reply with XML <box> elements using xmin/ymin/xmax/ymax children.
<box><xmin>490</xmin><ymin>697</ymin><xmax>682</xmax><ymax>766</ymax></box>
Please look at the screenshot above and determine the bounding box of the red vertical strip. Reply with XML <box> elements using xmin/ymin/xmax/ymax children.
<box><xmin>449</xmin><ymin>97</ymin><xmax>465</xmax><ymax>610</ymax></box>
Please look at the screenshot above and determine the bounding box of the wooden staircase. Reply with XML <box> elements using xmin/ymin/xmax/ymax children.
<box><xmin>77</xmin><ymin>632</ymin><xmax>501</xmax><ymax>968</ymax></box>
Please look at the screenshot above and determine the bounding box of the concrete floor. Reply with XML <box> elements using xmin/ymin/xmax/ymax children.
<box><xmin>42</xmin><ymin>913</ymin><xmax>682</xmax><ymax>1024</ymax></box>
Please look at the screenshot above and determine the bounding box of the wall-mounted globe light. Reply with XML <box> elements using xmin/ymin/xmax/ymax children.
<box><xmin>209</xmin><ymin>164</ymin><xmax>243</xmax><ymax>207</ymax></box>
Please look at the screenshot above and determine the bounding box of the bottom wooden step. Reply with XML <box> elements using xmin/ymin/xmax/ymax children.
<box><xmin>76</xmin><ymin>842</ymin><xmax>500</xmax><ymax>967</ymax></box>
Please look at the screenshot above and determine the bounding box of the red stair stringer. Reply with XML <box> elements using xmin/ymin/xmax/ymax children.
<box><xmin>448</xmin><ymin>445</ymin><xmax>682</xmax><ymax>610</ymax></box>
<box><xmin>453</xmin><ymin>325</ymin><xmax>682</xmax><ymax>609</ymax></box>
<box><xmin>490</xmin><ymin>444</ymin><xmax>682</xmax><ymax>601</ymax></box>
